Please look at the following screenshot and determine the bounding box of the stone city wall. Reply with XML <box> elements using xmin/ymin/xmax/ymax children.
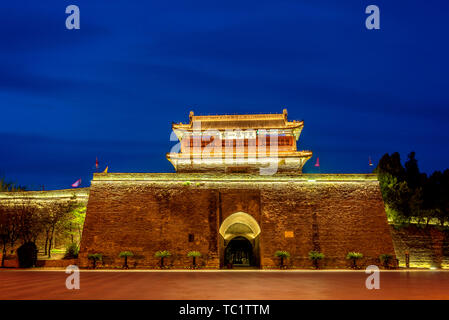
<box><xmin>6</xmin><ymin>176</ymin><xmax>449</xmax><ymax>270</ymax></box>
<box><xmin>78</xmin><ymin>173</ymin><xmax>396</xmax><ymax>269</ymax></box>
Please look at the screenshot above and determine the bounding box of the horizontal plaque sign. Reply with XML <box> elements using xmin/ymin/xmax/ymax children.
<box><xmin>284</xmin><ymin>231</ymin><xmax>294</xmax><ymax>238</ymax></box>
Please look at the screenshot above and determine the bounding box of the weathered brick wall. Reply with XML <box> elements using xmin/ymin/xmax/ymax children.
<box><xmin>80</xmin><ymin>182</ymin><xmax>220</xmax><ymax>268</ymax></box>
<box><xmin>35</xmin><ymin>259</ymin><xmax>78</xmax><ymax>268</ymax></box>
<box><xmin>391</xmin><ymin>225</ymin><xmax>449</xmax><ymax>268</ymax></box>
<box><xmin>79</xmin><ymin>173</ymin><xmax>396</xmax><ymax>269</ymax></box>
<box><xmin>260</xmin><ymin>181</ymin><xmax>395</xmax><ymax>268</ymax></box>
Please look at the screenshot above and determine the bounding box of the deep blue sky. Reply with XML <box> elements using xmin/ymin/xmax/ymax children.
<box><xmin>1</xmin><ymin>0</ymin><xmax>448</xmax><ymax>190</ymax></box>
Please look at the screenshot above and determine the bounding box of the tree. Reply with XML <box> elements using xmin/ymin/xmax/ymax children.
<box><xmin>308</xmin><ymin>251</ymin><xmax>325</xmax><ymax>269</ymax></box>
<box><xmin>0</xmin><ymin>202</ymin><xmax>43</xmax><ymax>267</ymax></box>
<box><xmin>41</xmin><ymin>199</ymin><xmax>77</xmax><ymax>257</ymax></box>
<box><xmin>119</xmin><ymin>251</ymin><xmax>134</xmax><ymax>269</ymax></box>
<box><xmin>15</xmin><ymin>202</ymin><xmax>43</xmax><ymax>245</ymax></box>
<box><xmin>0</xmin><ymin>207</ymin><xmax>19</xmax><ymax>267</ymax></box>
<box><xmin>375</xmin><ymin>152</ymin><xmax>405</xmax><ymax>180</ymax></box>
<box><xmin>60</xmin><ymin>204</ymin><xmax>86</xmax><ymax>245</ymax></box>
<box><xmin>155</xmin><ymin>250</ymin><xmax>171</xmax><ymax>268</ymax></box>
<box><xmin>0</xmin><ymin>178</ymin><xmax>26</xmax><ymax>192</ymax></box>
<box><xmin>404</xmin><ymin>152</ymin><xmax>421</xmax><ymax>191</ymax></box>
<box><xmin>375</xmin><ymin>151</ymin><xmax>445</xmax><ymax>227</ymax></box>
<box><xmin>274</xmin><ymin>250</ymin><xmax>290</xmax><ymax>269</ymax></box>
<box><xmin>423</xmin><ymin>170</ymin><xmax>449</xmax><ymax>227</ymax></box>
<box><xmin>187</xmin><ymin>251</ymin><xmax>201</xmax><ymax>268</ymax></box>
<box><xmin>377</xmin><ymin>174</ymin><xmax>412</xmax><ymax>223</ymax></box>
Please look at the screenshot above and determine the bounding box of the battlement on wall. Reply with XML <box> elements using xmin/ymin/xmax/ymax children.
<box><xmin>91</xmin><ymin>172</ymin><xmax>379</xmax><ymax>183</ymax></box>
<box><xmin>0</xmin><ymin>188</ymin><xmax>89</xmax><ymax>205</ymax></box>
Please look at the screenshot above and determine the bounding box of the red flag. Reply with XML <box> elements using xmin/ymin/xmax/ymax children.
<box><xmin>314</xmin><ymin>157</ymin><xmax>320</xmax><ymax>167</ymax></box>
<box><xmin>95</xmin><ymin>157</ymin><xmax>99</xmax><ymax>169</ymax></box>
<box><xmin>369</xmin><ymin>156</ymin><xmax>373</xmax><ymax>166</ymax></box>
<box><xmin>71</xmin><ymin>179</ymin><xmax>81</xmax><ymax>188</ymax></box>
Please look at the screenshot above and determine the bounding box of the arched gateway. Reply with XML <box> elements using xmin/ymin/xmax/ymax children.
<box><xmin>219</xmin><ymin>212</ymin><xmax>261</xmax><ymax>268</ymax></box>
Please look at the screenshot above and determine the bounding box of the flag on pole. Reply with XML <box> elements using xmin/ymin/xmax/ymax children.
<box><xmin>71</xmin><ymin>179</ymin><xmax>81</xmax><ymax>188</ymax></box>
<box><xmin>369</xmin><ymin>156</ymin><xmax>373</xmax><ymax>166</ymax></box>
<box><xmin>314</xmin><ymin>157</ymin><xmax>320</xmax><ymax>167</ymax></box>
<box><xmin>95</xmin><ymin>157</ymin><xmax>99</xmax><ymax>170</ymax></box>
<box><xmin>103</xmin><ymin>166</ymin><xmax>108</xmax><ymax>173</ymax></box>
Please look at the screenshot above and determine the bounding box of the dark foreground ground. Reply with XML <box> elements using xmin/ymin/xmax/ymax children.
<box><xmin>1</xmin><ymin>270</ymin><xmax>449</xmax><ymax>300</ymax></box>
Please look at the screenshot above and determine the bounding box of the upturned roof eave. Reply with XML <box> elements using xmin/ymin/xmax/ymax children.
<box><xmin>172</xmin><ymin>121</ymin><xmax>304</xmax><ymax>131</ymax></box>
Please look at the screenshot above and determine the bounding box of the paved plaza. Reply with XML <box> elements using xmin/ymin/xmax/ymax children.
<box><xmin>1</xmin><ymin>270</ymin><xmax>449</xmax><ymax>300</ymax></box>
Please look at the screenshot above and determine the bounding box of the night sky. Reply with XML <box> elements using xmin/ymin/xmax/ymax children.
<box><xmin>1</xmin><ymin>0</ymin><xmax>448</xmax><ymax>190</ymax></box>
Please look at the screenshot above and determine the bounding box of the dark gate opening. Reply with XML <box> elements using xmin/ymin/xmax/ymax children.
<box><xmin>224</xmin><ymin>236</ymin><xmax>254</xmax><ymax>267</ymax></box>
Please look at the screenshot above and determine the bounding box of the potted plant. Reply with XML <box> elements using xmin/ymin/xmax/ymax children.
<box><xmin>379</xmin><ymin>253</ymin><xmax>393</xmax><ymax>269</ymax></box>
<box><xmin>346</xmin><ymin>252</ymin><xmax>363</xmax><ymax>269</ymax></box>
<box><xmin>87</xmin><ymin>253</ymin><xmax>102</xmax><ymax>269</ymax></box>
<box><xmin>155</xmin><ymin>250</ymin><xmax>171</xmax><ymax>269</ymax></box>
<box><xmin>119</xmin><ymin>251</ymin><xmax>134</xmax><ymax>269</ymax></box>
<box><xmin>274</xmin><ymin>250</ymin><xmax>290</xmax><ymax>269</ymax></box>
<box><xmin>187</xmin><ymin>251</ymin><xmax>201</xmax><ymax>268</ymax></box>
<box><xmin>308</xmin><ymin>251</ymin><xmax>325</xmax><ymax>269</ymax></box>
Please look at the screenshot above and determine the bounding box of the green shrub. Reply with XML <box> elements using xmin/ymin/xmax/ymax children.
<box><xmin>187</xmin><ymin>251</ymin><xmax>201</xmax><ymax>258</ymax></box>
<box><xmin>119</xmin><ymin>251</ymin><xmax>134</xmax><ymax>258</ymax></box>
<box><xmin>275</xmin><ymin>250</ymin><xmax>290</xmax><ymax>258</ymax></box>
<box><xmin>308</xmin><ymin>251</ymin><xmax>325</xmax><ymax>269</ymax></box>
<box><xmin>274</xmin><ymin>250</ymin><xmax>290</xmax><ymax>268</ymax></box>
<box><xmin>155</xmin><ymin>250</ymin><xmax>171</xmax><ymax>258</ymax></box>
<box><xmin>187</xmin><ymin>251</ymin><xmax>201</xmax><ymax>268</ymax></box>
<box><xmin>379</xmin><ymin>253</ymin><xmax>393</xmax><ymax>268</ymax></box>
<box><xmin>64</xmin><ymin>243</ymin><xmax>79</xmax><ymax>259</ymax></box>
<box><xmin>155</xmin><ymin>250</ymin><xmax>171</xmax><ymax>268</ymax></box>
<box><xmin>346</xmin><ymin>252</ymin><xmax>363</xmax><ymax>259</ymax></box>
<box><xmin>346</xmin><ymin>252</ymin><xmax>363</xmax><ymax>269</ymax></box>
<box><xmin>119</xmin><ymin>251</ymin><xmax>134</xmax><ymax>269</ymax></box>
<box><xmin>87</xmin><ymin>253</ymin><xmax>102</xmax><ymax>269</ymax></box>
<box><xmin>183</xmin><ymin>181</ymin><xmax>191</xmax><ymax>186</ymax></box>
<box><xmin>88</xmin><ymin>253</ymin><xmax>103</xmax><ymax>260</ymax></box>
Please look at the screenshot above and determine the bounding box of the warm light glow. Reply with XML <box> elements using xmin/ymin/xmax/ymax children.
<box><xmin>219</xmin><ymin>212</ymin><xmax>261</xmax><ymax>240</ymax></box>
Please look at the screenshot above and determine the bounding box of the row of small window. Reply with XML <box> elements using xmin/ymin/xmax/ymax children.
<box><xmin>183</xmin><ymin>137</ymin><xmax>294</xmax><ymax>148</ymax></box>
